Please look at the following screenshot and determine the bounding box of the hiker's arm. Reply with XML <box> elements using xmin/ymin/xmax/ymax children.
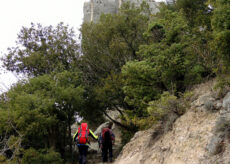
<box><xmin>111</xmin><ymin>132</ymin><xmax>115</xmax><ymax>144</ymax></box>
<box><xmin>98</xmin><ymin>135</ymin><xmax>102</xmax><ymax>148</ymax></box>
<box><xmin>89</xmin><ymin>129</ymin><xmax>98</xmax><ymax>140</ymax></box>
<box><xmin>73</xmin><ymin>131</ymin><xmax>78</xmax><ymax>142</ymax></box>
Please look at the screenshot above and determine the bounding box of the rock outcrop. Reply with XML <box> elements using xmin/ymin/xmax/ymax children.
<box><xmin>114</xmin><ymin>79</ymin><xmax>230</xmax><ymax>164</ymax></box>
<box><xmin>83</xmin><ymin>0</ymin><xmax>160</xmax><ymax>22</ymax></box>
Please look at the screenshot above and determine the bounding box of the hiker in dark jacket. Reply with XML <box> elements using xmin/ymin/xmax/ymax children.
<box><xmin>73</xmin><ymin>122</ymin><xmax>98</xmax><ymax>164</ymax></box>
<box><xmin>99</xmin><ymin>122</ymin><xmax>115</xmax><ymax>163</ymax></box>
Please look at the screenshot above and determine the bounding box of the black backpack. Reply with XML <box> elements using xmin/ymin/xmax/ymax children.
<box><xmin>102</xmin><ymin>128</ymin><xmax>112</xmax><ymax>142</ymax></box>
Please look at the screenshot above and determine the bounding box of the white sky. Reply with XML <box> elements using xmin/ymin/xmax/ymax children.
<box><xmin>0</xmin><ymin>0</ymin><xmax>88</xmax><ymax>92</ymax></box>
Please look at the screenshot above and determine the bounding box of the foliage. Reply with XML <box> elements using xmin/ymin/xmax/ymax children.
<box><xmin>122</xmin><ymin>60</ymin><xmax>161</xmax><ymax>116</ymax></box>
<box><xmin>0</xmin><ymin>71</ymin><xmax>84</xmax><ymax>162</ymax></box>
<box><xmin>211</xmin><ymin>0</ymin><xmax>230</xmax><ymax>67</ymax></box>
<box><xmin>94</xmin><ymin>72</ymin><xmax>127</xmax><ymax>115</ymax></box>
<box><xmin>79</xmin><ymin>2</ymin><xmax>152</xmax><ymax>131</ymax></box>
<box><xmin>214</xmin><ymin>74</ymin><xmax>230</xmax><ymax>98</ymax></box>
<box><xmin>22</xmin><ymin>148</ymin><xmax>63</xmax><ymax>164</ymax></box>
<box><xmin>147</xmin><ymin>92</ymin><xmax>178</xmax><ymax>120</ymax></box>
<box><xmin>1</xmin><ymin>23</ymin><xmax>79</xmax><ymax>76</ymax></box>
<box><xmin>174</xmin><ymin>0</ymin><xmax>210</xmax><ymax>26</ymax></box>
<box><xmin>80</xmin><ymin>2</ymin><xmax>150</xmax><ymax>86</ymax></box>
<box><xmin>120</xmin><ymin>128</ymin><xmax>136</xmax><ymax>146</ymax></box>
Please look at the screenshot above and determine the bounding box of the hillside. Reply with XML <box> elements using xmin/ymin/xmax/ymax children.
<box><xmin>113</xmin><ymin>79</ymin><xmax>230</xmax><ymax>164</ymax></box>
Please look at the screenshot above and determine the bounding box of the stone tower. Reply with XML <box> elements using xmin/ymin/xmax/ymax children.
<box><xmin>83</xmin><ymin>0</ymin><xmax>160</xmax><ymax>22</ymax></box>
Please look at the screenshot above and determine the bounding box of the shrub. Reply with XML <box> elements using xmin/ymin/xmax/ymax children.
<box><xmin>22</xmin><ymin>148</ymin><xmax>63</xmax><ymax>164</ymax></box>
<box><xmin>121</xmin><ymin>129</ymin><xmax>136</xmax><ymax>146</ymax></box>
<box><xmin>214</xmin><ymin>75</ymin><xmax>230</xmax><ymax>98</ymax></box>
<box><xmin>0</xmin><ymin>155</ymin><xmax>6</xmax><ymax>163</ymax></box>
<box><xmin>147</xmin><ymin>92</ymin><xmax>178</xmax><ymax>120</ymax></box>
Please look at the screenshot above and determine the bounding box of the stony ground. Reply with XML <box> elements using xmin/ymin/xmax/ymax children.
<box><xmin>113</xmin><ymin>79</ymin><xmax>230</xmax><ymax>164</ymax></box>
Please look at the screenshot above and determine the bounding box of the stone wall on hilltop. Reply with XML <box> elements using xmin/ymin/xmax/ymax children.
<box><xmin>83</xmin><ymin>0</ymin><xmax>160</xmax><ymax>22</ymax></box>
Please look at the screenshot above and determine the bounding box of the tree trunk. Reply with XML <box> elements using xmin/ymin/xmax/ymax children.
<box><xmin>68</xmin><ymin>115</ymin><xmax>73</xmax><ymax>162</ymax></box>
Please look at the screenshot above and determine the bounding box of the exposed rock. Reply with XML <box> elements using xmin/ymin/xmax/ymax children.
<box><xmin>104</xmin><ymin>109</ymin><xmax>121</xmax><ymax>122</ymax></box>
<box><xmin>114</xmin><ymin>109</ymin><xmax>218</xmax><ymax>164</ymax></box>
<box><xmin>215</xmin><ymin>101</ymin><xmax>223</xmax><ymax>110</ymax></box>
<box><xmin>204</xmin><ymin>100</ymin><xmax>215</xmax><ymax>111</ymax></box>
<box><xmin>223</xmin><ymin>92</ymin><xmax>230</xmax><ymax>110</ymax></box>
<box><xmin>84</xmin><ymin>0</ymin><xmax>119</xmax><ymax>22</ymax></box>
<box><xmin>94</xmin><ymin>121</ymin><xmax>111</xmax><ymax>136</ymax></box>
<box><xmin>192</xmin><ymin>94</ymin><xmax>215</xmax><ymax>108</ymax></box>
<box><xmin>113</xmin><ymin>79</ymin><xmax>230</xmax><ymax>164</ymax></box>
<box><xmin>206</xmin><ymin>133</ymin><xmax>225</xmax><ymax>155</ymax></box>
<box><xmin>83</xmin><ymin>0</ymin><xmax>160</xmax><ymax>22</ymax></box>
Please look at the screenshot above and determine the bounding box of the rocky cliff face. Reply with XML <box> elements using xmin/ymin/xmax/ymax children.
<box><xmin>83</xmin><ymin>0</ymin><xmax>159</xmax><ymax>22</ymax></box>
<box><xmin>114</xmin><ymin>79</ymin><xmax>230</xmax><ymax>164</ymax></box>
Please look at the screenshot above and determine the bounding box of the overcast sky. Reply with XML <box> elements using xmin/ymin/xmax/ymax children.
<box><xmin>0</xmin><ymin>0</ymin><xmax>164</xmax><ymax>93</ymax></box>
<box><xmin>0</xmin><ymin>0</ymin><xmax>88</xmax><ymax>54</ymax></box>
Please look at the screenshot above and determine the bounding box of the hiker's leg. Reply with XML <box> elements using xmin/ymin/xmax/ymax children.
<box><xmin>82</xmin><ymin>145</ymin><xmax>88</xmax><ymax>164</ymax></box>
<box><xmin>109</xmin><ymin>142</ymin><xmax>113</xmax><ymax>162</ymax></box>
<box><xmin>78</xmin><ymin>146</ymin><xmax>83</xmax><ymax>164</ymax></box>
<box><xmin>102</xmin><ymin>144</ymin><xmax>108</xmax><ymax>162</ymax></box>
<box><xmin>101</xmin><ymin>147</ymin><xmax>103</xmax><ymax>162</ymax></box>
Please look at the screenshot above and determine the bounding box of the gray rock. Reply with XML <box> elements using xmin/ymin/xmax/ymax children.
<box><xmin>88</xmin><ymin>141</ymin><xmax>100</xmax><ymax>152</ymax></box>
<box><xmin>216</xmin><ymin>101</ymin><xmax>223</xmax><ymax>110</ymax></box>
<box><xmin>104</xmin><ymin>109</ymin><xmax>121</xmax><ymax>122</ymax></box>
<box><xmin>94</xmin><ymin>121</ymin><xmax>111</xmax><ymax>136</ymax></box>
<box><xmin>192</xmin><ymin>94</ymin><xmax>215</xmax><ymax>108</ymax></box>
<box><xmin>83</xmin><ymin>1</ymin><xmax>92</xmax><ymax>23</ymax></box>
<box><xmin>83</xmin><ymin>0</ymin><xmax>160</xmax><ymax>22</ymax></box>
<box><xmin>84</xmin><ymin>0</ymin><xmax>119</xmax><ymax>22</ymax></box>
<box><xmin>223</xmin><ymin>92</ymin><xmax>230</xmax><ymax>110</ymax></box>
<box><xmin>214</xmin><ymin>115</ymin><xmax>230</xmax><ymax>133</ymax></box>
<box><xmin>207</xmin><ymin>133</ymin><xmax>225</xmax><ymax>155</ymax></box>
<box><xmin>204</xmin><ymin>100</ymin><xmax>215</xmax><ymax>111</ymax></box>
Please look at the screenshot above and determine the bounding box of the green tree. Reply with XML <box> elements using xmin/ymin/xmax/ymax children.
<box><xmin>1</xmin><ymin>23</ymin><xmax>79</xmax><ymax>76</ymax></box>
<box><xmin>122</xmin><ymin>60</ymin><xmax>162</xmax><ymax>117</ymax></box>
<box><xmin>80</xmin><ymin>2</ymin><xmax>150</xmax><ymax>86</ymax></box>
<box><xmin>79</xmin><ymin>2</ymin><xmax>151</xmax><ymax>131</ymax></box>
<box><xmin>0</xmin><ymin>71</ymin><xmax>84</xmax><ymax>162</ymax></box>
<box><xmin>211</xmin><ymin>0</ymin><xmax>230</xmax><ymax>67</ymax></box>
<box><xmin>121</xmin><ymin>5</ymin><xmax>213</xmax><ymax>125</ymax></box>
<box><xmin>172</xmin><ymin>0</ymin><xmax>210</xmax><ymax>27</ymax></box>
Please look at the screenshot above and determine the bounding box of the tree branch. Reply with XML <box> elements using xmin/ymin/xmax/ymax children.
<box><xmin>103</xmin><ymin>111</ymin><xmax>136</xmax><ymax>131</ymax></box>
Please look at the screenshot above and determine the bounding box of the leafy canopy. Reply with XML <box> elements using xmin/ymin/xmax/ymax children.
<box><xmin>1</xmin><ymin>23</ymin><xmax>80</xmax><ymax>76</ymax></box>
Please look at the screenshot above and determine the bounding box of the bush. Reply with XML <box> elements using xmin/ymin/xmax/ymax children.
<box><xmin>22</xmin><ymin>148</ymin><xmax>63</xmax><ymax>164</ymax></box>
<box><xmin>0</xmin><ymin>155</ymin><xmax>6</xmax><ymax>163</ymax></box>
<box><xmin>214</xmin><ymin>75</ymin><xmax>230</xmax><ymax>98</ymax></box>
<box><xmin>121</xmin><ymin>129</ymin><xmax>136</xmax><ymax>146</ymax></box>
<box><xmin>147</xmin><ymin>92</ymin><xmax>179</xmax><ymax>119</ymax></box>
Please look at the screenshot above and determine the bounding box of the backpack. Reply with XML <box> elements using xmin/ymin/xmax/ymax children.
<box><xmin>102</xmin><ymin>128</ymin><xmax>112</xmax><ymax>142</ymax></box>
<box><xmin>77</xmin><ymin>123</ymin><xmax>89</xmax><ymax>144</ymax></box>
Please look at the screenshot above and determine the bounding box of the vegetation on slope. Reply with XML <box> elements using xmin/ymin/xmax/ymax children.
<box><xmin>0</xmin><ymin>0</ymin><xmax>229</xmax><ymax>163</ymax></box>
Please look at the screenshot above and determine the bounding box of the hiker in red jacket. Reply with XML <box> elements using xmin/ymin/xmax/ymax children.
<box><xmin>99</xmin><ymin>122</ymin><xmax>115</xmax><ymax>163</ymax></box>
<box><xmin>73</xmin><ymin>122</ymin><xmax>98</xmax><ymax>164</ymax></box>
